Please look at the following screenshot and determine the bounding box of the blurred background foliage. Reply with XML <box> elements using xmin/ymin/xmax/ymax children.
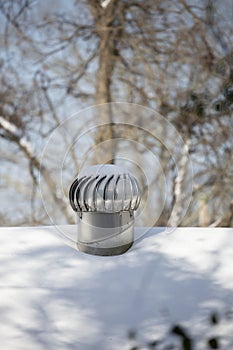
<box><xmin>0</xmin><ymin>0</ymin><xmax>232</xmax><ymax>227</ymax></box>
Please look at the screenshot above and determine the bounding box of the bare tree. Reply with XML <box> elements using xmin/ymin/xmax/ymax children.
<box><xmin>0</xmin><ymin>0</ymin><xmax>232</xmax><ymax>226</ymax></box>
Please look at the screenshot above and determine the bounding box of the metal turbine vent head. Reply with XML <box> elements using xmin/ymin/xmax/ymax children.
<box><xmin>69</xmin><ymin>164</ymin><xmax>141</xmax><ymax>256</ymax></box>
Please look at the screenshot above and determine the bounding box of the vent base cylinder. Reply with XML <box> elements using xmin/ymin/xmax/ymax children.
<box><xmin>77</xmin><ymin>211</ymin><xmax>134</xmax><ymax>256</ymax></box>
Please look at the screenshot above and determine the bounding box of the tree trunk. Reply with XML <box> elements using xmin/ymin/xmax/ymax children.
<box><xmin>89</xmin><ymin>0</ymin><xmax>119</xmax><ymax>164</ymax></box>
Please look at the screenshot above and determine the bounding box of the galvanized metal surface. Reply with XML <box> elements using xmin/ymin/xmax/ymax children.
<box><xmin>69</xmin><ymin>164</ymin><xmax>141</xmax><ymax>256</ymax></box>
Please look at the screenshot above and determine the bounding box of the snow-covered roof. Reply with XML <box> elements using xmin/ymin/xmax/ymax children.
<box><xmin>0</xmin><ymin>226</ymin><xmax>233</xmax><ymax>349</ymax></box>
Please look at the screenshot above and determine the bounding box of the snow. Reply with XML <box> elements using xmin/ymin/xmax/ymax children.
<box><xmin>0</xmin><ymin>226</ymin><xmax>233</xmax><ymax>349</ymax></box>
<box><xmin>19</xmin><ymin>136</ymin><xmax>35</xmax><ymax>156</ymax></box>
<box><xmin>0</xmin><ymin>116</ymin><xmax>36</xmax><ymax>159</ymax></box>
<box><xmin>0</xmin><ymin>116</ymin><xmax>20</xmax><ymax>136</ymax></box>
<box><xmin>100</xmin><ymin>0</ymin><xmax>112</xmax><ymax>9</ymax></box>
